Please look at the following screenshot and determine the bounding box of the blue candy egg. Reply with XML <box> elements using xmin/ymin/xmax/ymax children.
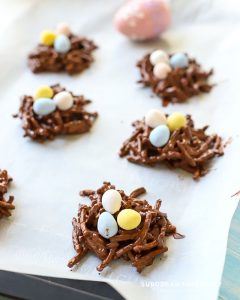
<box><xmin>149</xmin><ymin>124</ymin><xmax>170</xmax><ymax>147</ymax></box>
<box><xmin>170</xmin><ymin>53</ymin><xmax>189</xmax><ymax>69</ymax></box>
<box><xmin>33</xmin><ymin>98</ymin><xmax>56</xmax><ymax>116</ymax></box>
<box><xmin>97</xmin><ymin>212</ymin><xmax>118</xmax><ymax>239</ymax></box>
<box><xmin>54</xmin><ymin>34</ymin><xmax>71</xmax><ymax>53</ymax></box>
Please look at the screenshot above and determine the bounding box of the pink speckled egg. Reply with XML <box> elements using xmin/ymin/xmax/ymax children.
<box><xmin>153</xmin><ymin>62</ymin><xmax>171</xmax><ymax>79</ymax></box>
<box><xmin>114</xmin><ymin>0</ymin><xmax>171</xmax><ymax>41</ymax></box>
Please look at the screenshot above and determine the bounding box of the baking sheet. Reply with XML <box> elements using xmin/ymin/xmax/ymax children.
<box><xmin>0</xmin><ymin>0</ymin><xmax>239</xmax><ymax>299</ymax></box>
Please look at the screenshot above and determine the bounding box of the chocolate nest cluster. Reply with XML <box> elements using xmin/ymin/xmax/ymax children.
<box><xmin>68</xmin><ymin>182</ymin><xmax>183</xmax><ymax>273</ymax></box>
<box><xmin>0</xmin><ymin>170</ymin><xmax>15</xmax><ymax>219</ymax></box>
<box><xmin>137</xmin><ymin>53</ymin><xmax>213</xmax><ymax>106</ymax></box>
<box><xmin>28</xmin><ymin>35</ymin><xmax>97</xmax><ymax>75</ymax></box>
<box><xmin>14</xmin><ymin>84</ymin><xmax>98</xmax><ymax>142</ymax></box>
<box><xmin>120</xmin><ymin>115</ymin><xmax>224</xmax><ymax>179</ymax></box>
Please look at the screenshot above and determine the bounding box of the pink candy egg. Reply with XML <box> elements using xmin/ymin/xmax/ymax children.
<box><xmin>56</xmin><ymin>22</ymin><xmax>71</xmax><ymax>36</ymax></box>
<box><xmin>114</xmin><ymin>0</ymin><xmax>171</xmax><ymax>41</ymax></box>
<box><xmin>153</xmin><ymin>62</ymin><xmax>171</xmax><ymax>79</ymax></box>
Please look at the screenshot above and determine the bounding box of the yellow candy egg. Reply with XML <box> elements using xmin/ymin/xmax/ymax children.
<box><xmin>34</xmin><ymin>85</ymin><xmax>54</xmax><ymax>100</ymax></box>
<box><xmin>117</xmin><ymin>209</ymin><xmax>141</xmax><ymax>230</ymax></box>
<box><xmin>167</xmin><ymin>112</ymin><xmax>187</xmax><ymax>131</ymax></box>
<box><xmin>40</xmin><ymin>30</ymin><xmax>56</xmax><ymax>46</ymax></box>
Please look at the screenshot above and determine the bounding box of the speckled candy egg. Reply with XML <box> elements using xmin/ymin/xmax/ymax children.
<box><xmin>34</xmin><ymin>85</ymin><xmax>53</xmax><ymax>100</ymax></box>
<box><xmin>114</xmin><ymin>0</ymin><xmax>171</xmax><ymax>41</ymax></box>
<box><xmin>149</xmin><ymin>124</ymin><xmax>170</xmax><ymax>147</ymax></box>
<box><xmin>56</xmin><ymin>23</ymin><xmax>71</xmax><ymax>36</ymax></box>
<box><xmin>150</xmin><ymin>49</ymin><xmax>168</xmax><ymax>65</ymax></box>
<box><xmin>53</xmin><ymin>91</ymin><xmax>73</xmax><ymax>111</ymax></box>
<box><xmin>102</xmin><ymin>189</ymin><xmax>122</xmax><ymax>214</ymax></box>
<box><xmin>40</xmin><ymin>30</ymin><xmax>56</xmax><ymax>46</ymax></box>
<box><xmin>33</xmin><ymin>98</ymin><xmax>56</xmax><ymax>116</ymax></box>
<box><xmin>117</xmin><ymin>209</ymin><xmax>141</xmax><ymax>230</ymax></box>
<box><xmin>153</xmin><ymin>62</ymin><xmax>171</xmax><ymax>80</ymax></box>
<box><xmin>167</xmin><ymin>112</ymin><xmax>187</xmax><ymax>131</ymax></box>
<box><xmin>54</xmin><ymin>34</ymin><xmax>71</xmax><ymax>53</ymax></box>
<box><xmin>97</xmin><ymin>212</ymin><xmax>118</xmax><ymax>239</ymax></box>
<box><xmin>170</xmin><ymin>53</ymin><xmax>189</xmax><ymax>69</ymax></box>
<box><xmin>145</xmin><ymin>109</ymin><xmax>167</xmax><ymax>128</ymax></box>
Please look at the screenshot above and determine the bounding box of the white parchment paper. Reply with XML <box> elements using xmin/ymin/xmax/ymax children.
<box><xmin>0</xmin><ymin>0</ymin><xmax>239</xmax><ymax>299</ymax></box>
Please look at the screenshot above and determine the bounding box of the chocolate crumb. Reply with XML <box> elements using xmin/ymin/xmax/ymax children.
<box><xmin>28</xmin><ymin>35</ymin><xmax>97</xmax><ymax>75</ymax></box>
<box><xmin>0</xmin><ymin>170</ymin><xmax>15</xmax><ymax>219</ymax></box>
<box><xmin>14</xmin><ymin>84</ymin><xmax>98</xmax><ymax>142</ymax></box>
<box><xmin>119</xmin><ymin>115</ymin><xmax>224</xmax><ymax>179</ymax></box>
<box><xmin>137</xmin><ymin>53</ymin><xmax>213</xmax><ymax>106</ymax></box>
<box><xmin>68</xmin><ymin>182</ymin><xmax>182</xmax><ymax>273</ymax></box>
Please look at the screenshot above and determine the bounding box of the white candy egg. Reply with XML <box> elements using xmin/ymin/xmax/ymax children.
<box><xmin>145</xmin><ymin>109</ymin><xmax>167</xmax><ymax>128</ymax></box>
<box><xmin>53</xmin><ymin>91</ymin><xmax>74</xmax><ymax>111</ymax></box>
<box><xmin>54</xmin><ymin>34</ymin><xmax>71</xmax><ymax>53</ymax></box>
<box><xmin>33</xmin><ymin>98</ymin><xmax>56</xmax><ymax>116</ymax></box>
<box><xmin>149</xmin><ymin>124</ymin><xmax>170</xmax><ymax>147</ymax></box>
<box><xmin>102</xmin><ymin>189</ymin><xmax>122</xmax><ymax>214</ymax></box>
<box><xmin>149</xmin><ymin>50</ymin><xmax>168</xmax><ymax>65</ymax></box>
<box><xmin>97</xmin><ymin>212</ymin><xmax>118</xmax><ymax>239</ymax></box>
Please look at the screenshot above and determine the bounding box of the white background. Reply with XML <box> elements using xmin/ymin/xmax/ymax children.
<box><xmin>0</xmin><ymin>0</ymin><xmax>239</xmax><ymax>299</ymax></box>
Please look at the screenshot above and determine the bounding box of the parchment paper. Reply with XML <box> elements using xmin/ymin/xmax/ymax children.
<box><xmin>0</xmin><ymin>0</ymin><xmax>239</xmax><ymax>299</ymax></box>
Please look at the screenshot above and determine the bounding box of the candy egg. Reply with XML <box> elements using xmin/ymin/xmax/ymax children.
<box><xmin>97</xmin><ymin>212</ymin><xmax>118</xmax><ymax>239</ymax></box>
<box><xmin>34</xmin><ymin>85</ymin><xmax>53</xmax><ymax>100</ymax></box>
<box><xmin>33</xmin><ymin>98</ymin><xmax>56</xmax><ymax>116</ymax></box>
<box><xmin>53</xmin><ymin>91</ymin><xmax>73</xmax><ymax>111</ymax></box>
<box><xmin>40</xmin><ymin>30</ymin><xmax>56</xmax><ymax>46</ymax></box>
<box><xmin>149</xmin><ymin>124</ymin><xmax>170</xmax><ymax>147</ymax></box>
<box><xmin>145</xmin><ymin>109</ymin><xmax>167</xmax><ymax>128</ymax></box>
<box><xmin>117</xmin><ymin>209</ymin><xmax>141</xmax><ymax>230</ymax></box>
<box><xmin>170</xmin><ymin>53</ymin><xmax>189</xmax><ymax>69</ymax></box>
<box><xmin>102</xmin><ymin>189</ymin><xmax>122</xmax><ymax>214</ymax></box>
<box><xmin>167</xmin><ymin>112</ymin><xmax>187</xmax><ymax>131</ymax></box>
<box><xmin>56</xmin><ymin>22</ymin><xmax>71</xmax><ymax>36</ymax></box>
<box><xmin>153</xmin><ymin>62</ymin><xmax>171</xmax><ymax>80</ymax></box>
<box><xmin>149</xmin><ymin>50</ymin><xmax>168</xmax><ymax>65</ymax></box>
<box><xmin>114</xmin><ymin>0</ymin><xmax>171</xmax><ymax>41</ymax></box>
<box><xmin>54</xmin><ymin>34</ymin><xmax>71</xmax><ymax>53</ymax></box>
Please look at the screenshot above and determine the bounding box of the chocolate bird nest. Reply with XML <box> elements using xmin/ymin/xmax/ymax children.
<box><xmin>120</xmin><ymin>115</ymin><xmax>224</xmax><ymax>179</ymax></box>
<box><xmin>68</xmin><ymin>182</ymin><xmax>183</xmax><ymax>273</ymax></box>
<box><xmin>137</xmin><ymin>53</ymin><xmax>213</xmax><ymax>106</ymax></box>
<box><xmin>14</xmin><ymin>84</ymin><xmax>98</xmax><ymax>142</ymax></box>
<box><xmin>28</xmin><ymin>35</ymin><xmax>97</xmax><ymax>75</ymax></box>
<box><xmin>0</xmin><ymin>170</ymin><xmax>15</xmax><ymax>219</ymax></box>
